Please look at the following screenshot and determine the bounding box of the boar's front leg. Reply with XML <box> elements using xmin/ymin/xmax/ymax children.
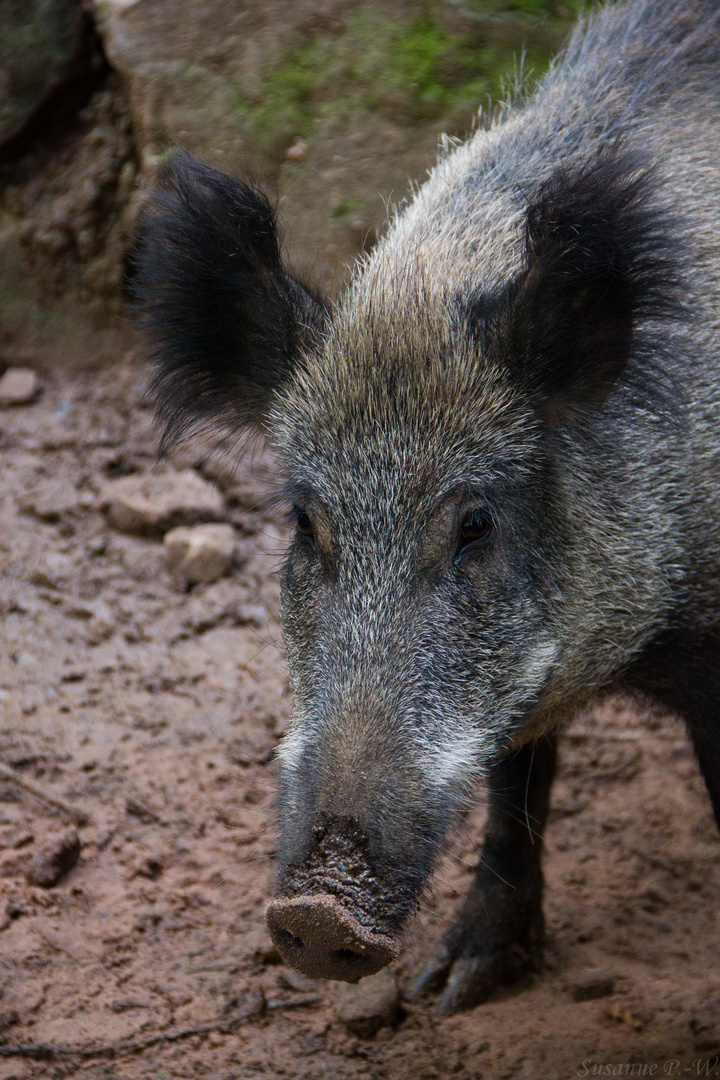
<box><xmin>414</xmin><ymin>735</ymin><xmax>557</xmax><ymax>1014</ymax></box>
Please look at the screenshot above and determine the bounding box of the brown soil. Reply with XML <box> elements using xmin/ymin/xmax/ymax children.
<box><xmin>1</xmin><ymin>364</ymin><xmax>720</xmax><ymax>1080</ymax></box>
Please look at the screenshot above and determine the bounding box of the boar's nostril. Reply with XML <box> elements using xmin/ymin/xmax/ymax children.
<box><xmin>266</xmin><ymin>893</ymin><xmax>400</xmax><ymax>983</ymax></box>
<box><xmin>275</xmin><ymin>928</ymin><xmax>305</xmax><ymax>953</ymax></box>
<box><xmin>333</xmin><ymin>948</ymin><xmax>361</xmax><ymax>963</ymax></box>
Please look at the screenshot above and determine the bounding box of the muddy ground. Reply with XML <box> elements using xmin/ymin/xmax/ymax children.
<box><xmin>1</xmin><ymin>364</ymin><xmax>720</xmax><ymax>1080</ymax></box>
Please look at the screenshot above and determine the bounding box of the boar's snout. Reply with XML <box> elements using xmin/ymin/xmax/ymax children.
<box><xmin>266</xmin><ymin>893</ymin><xmax>400</xmax><ymax>982</ymax></box>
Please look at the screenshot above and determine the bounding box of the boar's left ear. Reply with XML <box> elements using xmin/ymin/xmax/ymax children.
<box><xmin>134</xmin><ymin>150</ymin><xmax>327</xmax><ymax>451</ymax></box>
<box><xmin>508</xmin><ymin>151</ymin><xmax>683</xmax><ymax>425</ymax></box>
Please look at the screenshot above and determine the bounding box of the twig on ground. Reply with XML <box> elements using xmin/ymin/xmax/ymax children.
<box><xmin>0</xmin><ymin>761</ymin><xmax>90</xmax><ymax>827</ymax></box>
<box><xmin>266</xmin><ymin>995</ymin><xmax>322</xmax><ymax>1010</ymax></box>
<box><xmin>0</xmin><ymin>1000</ymin><xmax>265</xmax><ymax>1061</ymax></box>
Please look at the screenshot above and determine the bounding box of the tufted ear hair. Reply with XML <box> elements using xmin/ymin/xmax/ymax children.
<box><xmin>501</xmin><ymin>150</ymin><xmax>684</xmax><ymax>425</ymax></box>
<box><xmin>134</xmin><ymin>150</ymin><xmax>327</xmax><ymax>452</ymax></box>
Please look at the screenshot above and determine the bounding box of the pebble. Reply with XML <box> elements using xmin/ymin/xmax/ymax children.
<box><xmin>690</xmin><ymin>1007</ymin><xmax>720</xmax><ymax>1051</ymax></box>
<box><xmin>26</xmin><ymin>828</ymin><xmax>81</xmax><ymax>888</ymax></box>
<box><xmin>164</xmin><ymin>523</ymin><xmax>236</xmax><ymax>584</ymax></box>
<box><xmin>29</xmin><ymin>552</ymin><xmax>73</xmax><ymax>589</ymax></box>
<box><xmin>278</xmin><ymin>969</ymin><xmax>316</xmax><ymax>993</ymax></box>
<box><xmin>132</xmin><ymin>851</ymin><xmax>164</xmax><ymax>880</ymax></box>
<box><xmin>285</xmin><ymin>137</ymin><xmax>308</xmax><ymax>161</ymax></box>
<box><xmin>0</xmin><ymin>367</ymin><xmax>39</xmax><ymax>406</ymax></box>
<box><xmin>101</xmin><ymin>469</ymin><xmax>224</xmax><ymax>536</ymax></box>
<box><xmin>20</xmin><ymin>479</ymin><xmax>77</xmax><ymax>522</ymax></box>
<box><xmin>86</xmin><ymin>536</ymin><xmax>107</xmax><ymax>557</ymax></box>
<box><xmin>333</xmin><ymin>970</ymin><xmax>402</xmax><ymax>1038</ymax></box>
<box><xmin>0</xmin><ymin>1008</ymin><xmax>19</xmax><ymax>1034</ymax></box>
<box><xmin>568</xmin><ymin>967</ymin><xmax>617</xmax><ymax>1002</ymax></box>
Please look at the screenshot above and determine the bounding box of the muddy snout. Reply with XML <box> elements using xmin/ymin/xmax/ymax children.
<box><xmin>266</xmin><ymin>893</ymin><xmax>399</xmax><ymax>982</ymax></box>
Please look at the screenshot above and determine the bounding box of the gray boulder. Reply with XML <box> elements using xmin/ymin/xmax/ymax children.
<box><xmin>0</xmin><ymin>0</ymin><xmax>87</xmax><ymax>146</ymax></box>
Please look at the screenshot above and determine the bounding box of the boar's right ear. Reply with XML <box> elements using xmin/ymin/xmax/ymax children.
<box><xmin>505</xmin><ymin>151</ymin><xmax>683</xmax><ymax>425</ymax></box>
<box><xmin>134</xmin><ymin>150</ymin><xmax>327</xmax><ymax>451</ymax></box>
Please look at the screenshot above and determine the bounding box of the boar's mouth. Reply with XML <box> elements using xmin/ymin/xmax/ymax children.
<box><xmin>266</xmin><ymin>893</ymin><xmax>400</xmax><ymax>982</ymax></box>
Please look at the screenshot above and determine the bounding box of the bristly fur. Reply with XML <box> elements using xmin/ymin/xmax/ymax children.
<box><xmin>133</xmin><ymin>150</ymin><xmax>326</xmax><ymax>453</ymax></box>
<box><xmin>508</xmin><ymin>149</ymin><xmax>686</xmax><ymax>422</ymax></box>
<box><xmin>136</xmin><ymin>0</ymin><xmax>720</xmax><ymax>1012</ymax></box>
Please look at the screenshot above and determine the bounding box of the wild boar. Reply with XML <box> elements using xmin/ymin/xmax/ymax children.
<box><xmin>136</xmin><ymin>0</ymin><xmax>720</xmax><ymax>1013</ymax></box>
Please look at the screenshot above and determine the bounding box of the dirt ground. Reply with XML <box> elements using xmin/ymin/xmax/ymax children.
<box><xmin>1</xmin><ymin>363</ymin><xmax>720</xmax><ymax>1080</ymax></box>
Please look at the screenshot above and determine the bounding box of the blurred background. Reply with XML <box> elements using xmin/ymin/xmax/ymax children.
<box><xmin>0</xmin><ymin>0</ymin><xmax>584</xmax><ymax>374</ymax></box>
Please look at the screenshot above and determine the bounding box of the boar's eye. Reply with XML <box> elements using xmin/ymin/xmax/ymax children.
<box><xmin>294</xmin><ymin>507</ymin><xmax>315</xmax><ymax>545</ymax></box>
<box><xmin>456</xmin><ymin>509</ymin><xmax>493</xmax><ymax>558</ymax></box>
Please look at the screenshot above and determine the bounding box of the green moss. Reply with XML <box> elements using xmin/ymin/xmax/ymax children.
<box><xmin>464</xmin><ymin>0</ymin><xmax>586</xmax><ymax>13</ymax></box>
<box><xmin>232</xmin><ymin>1</ymin><xmax>598</xmax><ymax>161</ymax></box>
<box><xmin>330</xmin><ymin>199</ymin><xmax>363</xmax><ymax>221</ymax></box>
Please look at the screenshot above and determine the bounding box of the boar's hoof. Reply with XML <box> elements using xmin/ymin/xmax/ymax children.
<box><xmin>266</xmin><ymin>894</ymin><xmax>399</xmax><ymax>983</ymax></box>
<box><xmin>413</xmin><ymin>905</ymin><xmax>544</xmax><ymax>1014</ymax></box>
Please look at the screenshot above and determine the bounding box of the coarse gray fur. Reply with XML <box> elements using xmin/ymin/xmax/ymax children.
<box><xmin>272</xmin><ymin>0</ymin><xmax>720</xmax><ymax>848</ymax></box>
<box><xmin>136</xmin><ymin>0</ymin><xmax>720</xmax><ymax>1012</ymax></box>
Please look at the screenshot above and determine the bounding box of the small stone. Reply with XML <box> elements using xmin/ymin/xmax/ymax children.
<box><xmin>101</xmin><ymin>469</ymin><xmax>224</xmax><ymax>536</ymax></box>
<box><xmin>568</xmin><ymin>967</ymin><xmax>616</xmax><ymax>1002</ymax></box>
<box><xmin>164</xmin><ymin>523</ymin><xmax>236</xmax><ymax>584</ymax></box>
<box><xmin>333</xmin><ymin>970</ymin><xmax>402</xmax><ymax>1038</ymax></box>
<box><xmin>21</xmin><ymin>479</ymin><xmax>77</xmax><ymax>522</ymax></box>
<box><xmin>29</xmin><ymin>552</ymin><xmax>73</xmax><ymax>589</ymax></box>
<box><xmin>0</xmin><ymin>0</ymin><xmax>85</xmax><ymax>143</ymax></box>
<box><xmin>690</xmin><ymin>1006</ymin><xmax>720</xmax><ymax>1051</ymax></box>
<box><xmin>125</xmin><ymin>794</ymin><xmax>160</xmax><ymax>824</ymax></box>
<box><xmin>68</xmin><ymin>598</ymin><xmax>113</xmax><ymax>636</ymax></box>
<box><xmin>0</xmin><ymin>1008</ymin><xmax>19</xmax><ymax>1034</ymax></box>
<box><xmin>26</xmin><ymin>828</ymin><xmax>81</xmax><ymax>888</ymax></box>
<box><xmin>0</xmin><ymin>367</ymin><xmax>39</xmax><ymax>406</ymax></box>
<box><xmin>641</xmin><ymin>884</ymin><xmax>671</xmax><ymax>909</ymax></box>
<box><xmin>278</xmin><ymin>969</ymin><xmax>316</xmax><ymax>993</ymax></box>
<box><xmin>285</xmin><ymin>137</ymin><xmax>308</xmax><ymax>162</ymax></box>
<box><xmin>132</xmin><ymin>851</ymin><xmax>164</xmax><ymax>880</ymax></box>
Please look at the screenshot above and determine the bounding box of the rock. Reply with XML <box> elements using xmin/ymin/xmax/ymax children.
<box><xmin>164</xmin><ymin>523</ymin><xmax>236</xmax><ymax>584</ymax></box>
<box><xmin>86</xmin><ymin>536</ymin><xmax>107</xmax><ymax>556</ymax></box>
<box><xmin>29</xmin><ymin>551</ymin><xmax>73</xmax><ymax>589</ymax></box>
<box><xmin>0</xmin><ymin>367</ymin><xmax>39</xmax><ymax>406</ymax></box>
<box><xmin>285</xmin><ymin>137</ymin><xmax>308</xmax><ymax>162</ymax></box>
<box><xmin>67</xmin><ymin>597</ymin><xmax>114</xmax><ymax>643</ymax></box>
<box><xmin>101</xmin><ymin>469</ymin><xmax>224</xmax><ymax>536</ymax></box>
<box><xmin>690</xmin><ymin>1004</ymin><xmax>720</xmax><ymax>1051</ymax></box>
<box><xmin>94</xmin><ymin>0</ymin><xmax>324</xmax><ymax>172</ymax></box>
<box><xmin>278</xmin><ymin>969</ymin><xmax>316</xmax><ymax>993</ymax></box>
<box><xmin>333</xmin><ymin>970</ymin><xmax>402</xmax><ymax>1038</ymax></box>
<box><xmin>89</xmin><ymin>0</ymin><xmax>456</xmax><ymax>295</ymax></box>
<box><xmin>0</xmin><ymin>1008</ymin><xmax>19</xmax><ymax>1034</ymax></box>
<box><xmin>0</xmin><ymin>0</ymin><xmax>86</xmax><ymax>146</ymax></box>
<box><xmin>132</xmin><ymin>851</ymin><xmax>164</xmax><ymax>880</ymax></box>
<box><xmin>125</xmin><ymin>793</ymin><xmax>161</xmax><ymax>824</ymax></box>
<box><xmin>20</xmin><ymin>477</ymin><xmax>77</xmax><ymax>522</ymax></box>
<box><xmin>26</xmin><ymin>827</ymin><xmax>81</xmax><ymax>888</ymax></box>
<box><xmin>568</xmin><ymin>967</ymin><xmax>617</xmax><ymax>1002</ymax></box>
